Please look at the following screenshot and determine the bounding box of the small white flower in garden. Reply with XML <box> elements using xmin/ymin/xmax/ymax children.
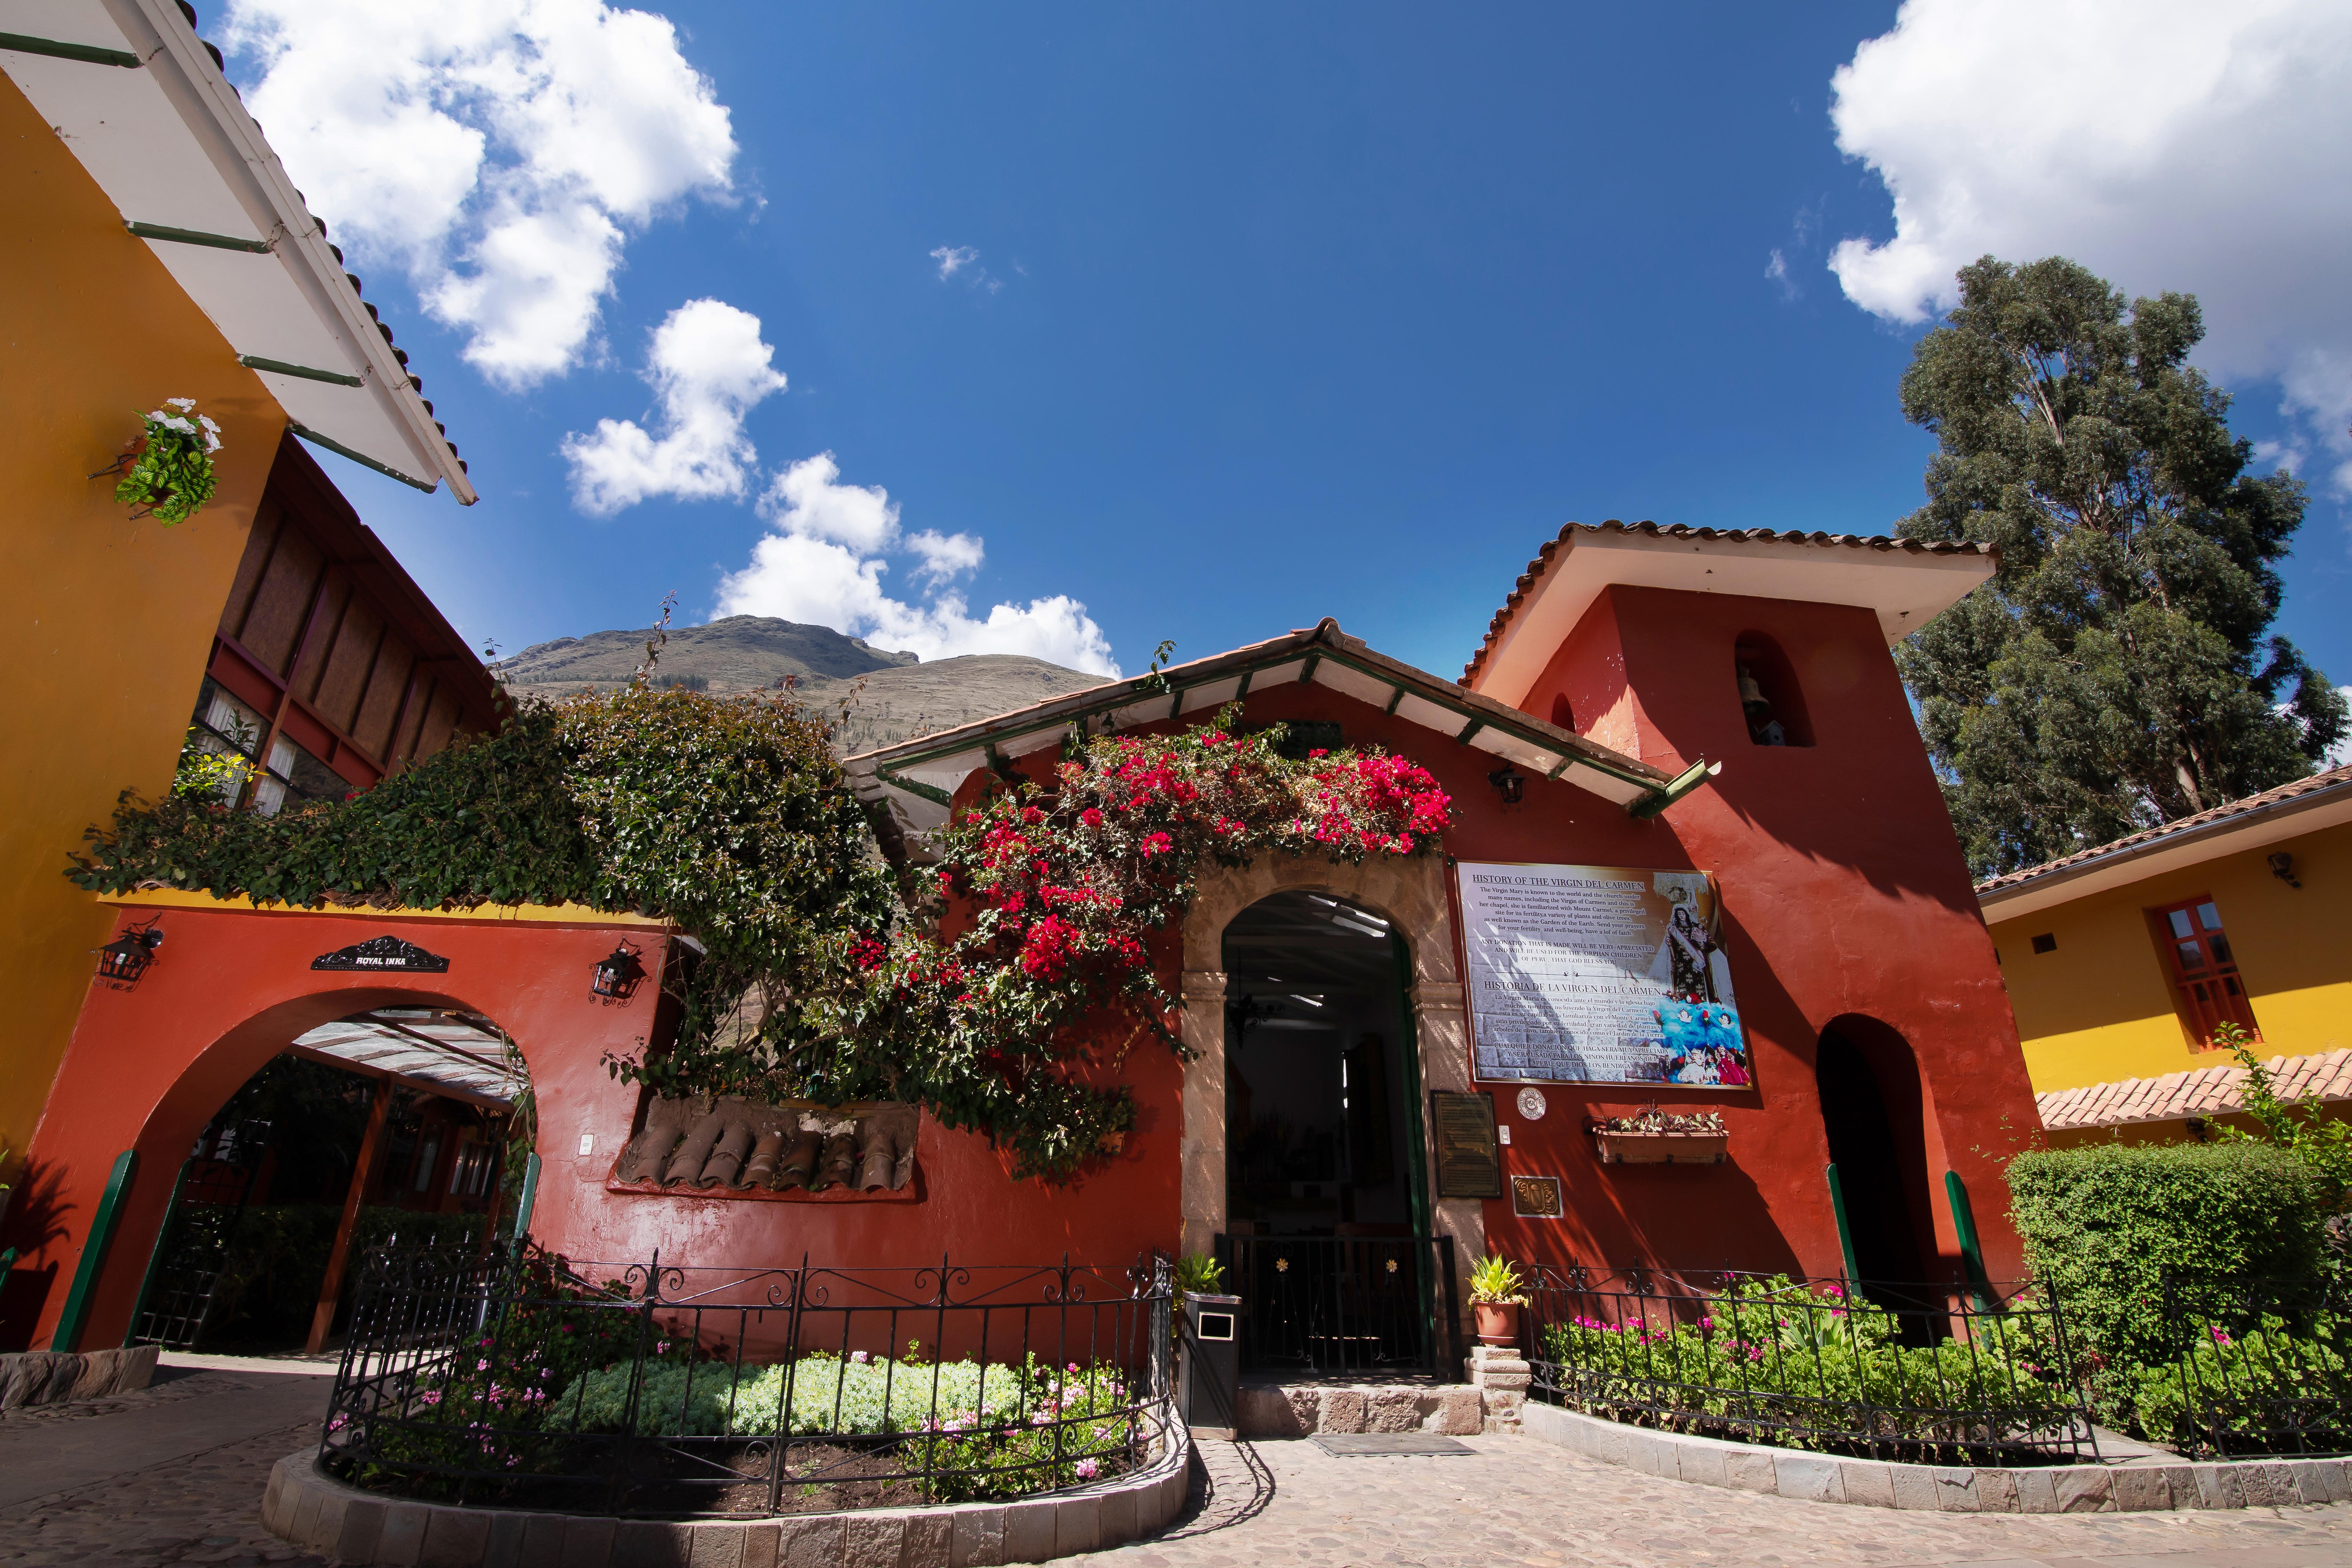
<box><xmin>851</xmin><ymin>1350</ymin><xmax>870</xmax><ymax>1363</ymax></box>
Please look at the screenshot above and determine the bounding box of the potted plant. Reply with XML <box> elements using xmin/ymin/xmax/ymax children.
<box><xmin>1468</xmin><ymin>1254</ymin><xmax>1527</xmax><ymax>1346</ymax></box>
<box><xmin>104</xmin><ymin>398</ymin><xmax>224</xmax><ymax>525</ymax></box>
<box><xmin>1589</xmin><ymin>1106</ymin><xmax>1729</xmax><ymax>1165</ymax></box>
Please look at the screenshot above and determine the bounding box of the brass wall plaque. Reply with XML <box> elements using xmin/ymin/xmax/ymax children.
<box><xmin>1430</xmin><ymin>1091</ymin><xmax>1502</xmax><ymax>1199</ymax></box>
<box><xmin>1511</xmin><ymin>1175</ymin><xmax>1563</xmax><ymax>1219</ymax></box>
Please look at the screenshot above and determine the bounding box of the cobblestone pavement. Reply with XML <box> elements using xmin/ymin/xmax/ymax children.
<box><xmin>1110</xmin><ymin>1438</ymin><xmax>2352</xmax><ymax>1568</ymax></box>
<box><xmin>8</xmin><ymin>1391</ymin><xmax>2352</xmax><ymax>1567</ymax></box>
<box><xmin>0</xmin><ymin>1415</ymin><xmax>326</xmax><ymax>1568</ymax></box>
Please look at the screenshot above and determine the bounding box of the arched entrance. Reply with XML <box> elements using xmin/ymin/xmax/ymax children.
<box><xmin>1175</xmin><ymin>854</ymin><xmax>1475</xmax><ymax>1374</ymax></box>
<box><xmin>1219</xmin><ymin>890</ymin><xmax>1436</xmax><ymax>1371</ymax></box>
<box><xmin>8</xmin><ymin>896</ymin><xmax>665</xmax><ymax>1354</ymax></box>
<box><xmin>127</xmin><ymin>1006</ymin><xmax>526</xmax><ymax>1355</ymax></box>
<box><xmin>1814</xmin><ymin>1015</ymin><xmax>1937</xmax><ymax>1294</ymax></box>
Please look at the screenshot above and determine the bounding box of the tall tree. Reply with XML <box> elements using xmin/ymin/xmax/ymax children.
<box><xmin>1892</xmin><ymin>256</ymin><xmax>2346</xmax><ymax>876</ymax></box>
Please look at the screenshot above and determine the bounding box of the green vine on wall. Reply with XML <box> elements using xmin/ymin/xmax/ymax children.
<box><xmin>106</xmin><ymin>398</ymin><xmax>223</xmax><ymax>525</ymax></box>
<box><xmin>69</xmin><ymin>682</ymin><xmax>1455</xmax><ymax>1180</ymax></box>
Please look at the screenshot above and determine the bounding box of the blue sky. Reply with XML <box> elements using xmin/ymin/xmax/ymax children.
<box><xmin>224</xmin><ymin>0</ymin><xmax>2352</xmax><ymax>689</ymax></box>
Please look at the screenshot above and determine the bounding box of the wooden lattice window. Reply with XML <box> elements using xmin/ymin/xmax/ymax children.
<box><xmin>2156</xmin><ymin>896</ymin><xmax>2261</xmax><ymax>1047</ymax></box>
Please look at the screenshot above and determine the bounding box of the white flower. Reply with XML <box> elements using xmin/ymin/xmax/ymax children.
<box><xmin>197</xmin><ymin>415</ymin><xmax>219</xmax><ymax>433</ymax></box>
<box><xmin>157</xmin><ymin>416</ymin><xmax>196</xmax><ymax>435</ymax></box>
<box><xmin>165</xmin><ymin>397</ymin><xmax>195</xmax><ymax>411</ymax></box>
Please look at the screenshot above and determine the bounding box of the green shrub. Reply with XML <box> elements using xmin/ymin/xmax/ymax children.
<box><xmin>1536</xmin><ymin>1275</ymin><xmax>2076</xmax><ymax>1459</ymax></box>
<box><xmin>2132</xmin><ymin>1310</ymin><xmax>2352</xmax><ymax>1456</ymax></box>
<box><xmin>2006</xmin><ymin>1141</ymin><xmax>2329</xmax><ymax>1415</ymax></box>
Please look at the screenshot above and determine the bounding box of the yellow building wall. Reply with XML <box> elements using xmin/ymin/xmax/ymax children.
<box><xmin>0</xmin><ymin>73</ymin><xmax>285</xmax><ymax>1171</ymax></box>
<box><xmin>1989</xmin><ymin>816</ymin><xmax>2352</xmax><ymax>1094</ymax></box>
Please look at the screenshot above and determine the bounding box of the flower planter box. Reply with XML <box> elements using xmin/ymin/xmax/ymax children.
<box><xmin>1592</xmin><ymin>1129</ymin><xmax>1728</xmax><ymax>1166</ymax></box>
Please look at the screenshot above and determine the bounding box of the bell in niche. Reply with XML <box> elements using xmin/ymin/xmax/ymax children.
<box><xmin>1738</xmin><ymin>664</ymin><xmax>1787</xmax><ymax>747</ymax></box>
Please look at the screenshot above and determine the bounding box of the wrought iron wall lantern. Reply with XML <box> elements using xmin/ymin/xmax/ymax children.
<box><xmin>95</xmin><ymin>920</ymin><xmax>164</xmax><ymax>984</ymax></box>
<box><xmin>1487</xmin><ymin>765</ymin><xmax>1525</xmax><ymax>805</ymax></box>
<box><xmin>591</xmin><ymin>940</ymin><xmax>646</xmax><ymax>1001</ymax></box>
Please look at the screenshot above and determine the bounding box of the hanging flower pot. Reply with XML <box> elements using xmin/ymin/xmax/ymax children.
<box><xmin>104</xmin><ymin>399</ymin><xmax>223</xmax><ymax>525</ymax></box>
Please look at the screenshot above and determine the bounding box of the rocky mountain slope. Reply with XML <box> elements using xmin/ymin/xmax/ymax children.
<box><xmin>492</xmin><ymin>616</ymin><xmax>1105</xmax><ymax>754</ymax></box>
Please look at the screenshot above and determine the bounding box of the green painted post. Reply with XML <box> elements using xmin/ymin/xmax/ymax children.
<box><xmin>1945</xmin><ymin>1170</ymin><xmax>1995</xmax><ymax>1310</ymax></box>
<box><xmin>52</xmin><ymin>1150</ymin><xmax>137</xmax><ymax>1351</ymax></box>
<box><xmin>507</xmin><ymin>1153</ymin><xmax>541</xmax><ymax>1254</ymax></box>
<box><xmin>1825</xmin><ymin>1162</ymin><xmax>1861</xmax><ymax>1284</ymax></box>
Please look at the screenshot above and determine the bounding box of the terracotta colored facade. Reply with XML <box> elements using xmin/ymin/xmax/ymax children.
<box><xmin>14</xmin><ymin>524</ymin><xmax>2043</xmax><ymax>1355</ymax></box>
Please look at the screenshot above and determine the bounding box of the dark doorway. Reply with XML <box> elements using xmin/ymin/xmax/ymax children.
<box><xmin>1814</xmin><ymin>1021</ymin><xmax>1934</xmax><ymax>1293</ymax></box>
<box><xmin>1220</xmin><ymin>891</ymin><xmax>1440</xmax><ymax>1372</ymax></box>
<box><xmin>128</xmin><ymin>1009</ymin><xmax>523</xmax><ymax>1354</ymax></box>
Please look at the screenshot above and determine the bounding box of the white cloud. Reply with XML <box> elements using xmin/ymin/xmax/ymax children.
<box><xmin>906</xmin><ymin>529</ymin><xmax>984</xmax><ymax>586</ymax></box>
<box><xmin>715</xmin><ymin>454</ymin><xmax>1118</xmax><ymax>675</ymax></box>
<box><xmin>562</xmin><ymin>299</ymin><xmax>786</xmax><ymax>515</ymax></box>
<box><xmin>1827</xmin><ymin>0</ymin><xmax>2352</xmax><ymax>489</ymax></box>
<box><xmin>1764</xmin><ymin>248</ymin><xmax>1794</xmax><ymax>301</ymax></box>
<box><xmin>756</xmin><ymin>453</ymin><xmax>901</xmax><ymax>552</ymax></box>
<box><xmin>930</xmin><ymin>245</ymin><xmax>979</xmax><ymax>280</ymax></box>
<box><xmin>225</xmin><ymin>0</ymin><xmax>737</xmax><ymax>388</ymax></box>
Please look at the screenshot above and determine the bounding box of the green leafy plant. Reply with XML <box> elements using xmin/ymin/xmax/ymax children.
<box><xmin>1469</xmin><ymin>1254</ymin><xmax>1527</xmax><ymax>1306</ymax></box>
<box><xmin>1591</xmin><ymin>1108</ymin><xmax>1724</xmax><ymax>1135</ymax></box>
<box><xmin>70</xmin><ymin>675</ymin><xmax>1454</xmax><ymax>1180</ymax></box>
<box><xmin>2132</xmin><ymin>1309</ymin><xmax>2352</xmax><ymax>1458</ymax></box>
<box><xmin>171</xmin><ymin>718</ymin><xmax>255</xmax><ymax>802</ymax></box>
<box><xmin>1172</xmin><ymin>1253</ymin><xmax>1225</xmax><ymax>1298</ymax></box>
<box><xmin>112</xmin><ymin>398</ymin><xmax>223</xmax><ymax>525</ymax></box>
<box><xmin>2005</xmin><ymin>1140</ymin><xmax>2329</xmax><ymax>1420</ymax></box>
<box><xmin>1538</xmin><ymin>1275</ymin><xmax>2073</xmax><ymax>1458</ymax></box>
<box><xmin>2209</xmin><ymin>1022</ymin><xmax>2352</xmax><ymax>1205</ymax></box>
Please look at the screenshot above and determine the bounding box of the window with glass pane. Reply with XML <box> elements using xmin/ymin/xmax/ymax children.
<box><xmin>2155</xmin><ymin>896</ymin><xmax>2260</xmax><ymax>1046</ymax></box>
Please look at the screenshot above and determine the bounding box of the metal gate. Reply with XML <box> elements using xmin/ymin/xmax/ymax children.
<box><xmin>1217</xmin><ymin>1234</ymin><xmax>1459</xmax><ymax>1374</ymax></box>
<box><xmin>127</xmin><ymin>1116</ymin><xmax>272</xmax><ymax>1349</ymax></box>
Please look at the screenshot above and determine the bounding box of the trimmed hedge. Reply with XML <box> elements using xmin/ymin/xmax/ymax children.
<box><xmin>2007</xmin><ymin>1141</ymin><xmax>2329</xmax><ymax>1416</ymax></box>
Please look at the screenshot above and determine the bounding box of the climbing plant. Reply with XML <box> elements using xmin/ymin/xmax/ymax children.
<box><xmin>69</xmin><ymin>686</ymin><xmax>1452</xmax><ymax>1180</ymax></box>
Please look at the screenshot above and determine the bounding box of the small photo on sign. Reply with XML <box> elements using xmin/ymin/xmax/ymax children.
<box><xmin>1511</xmin><ymin>1175</ymin><xmax>1563</xmax><ymax>1219</ymax></box>
<box><xmin>1456</xmin><ymin>861</ymin><xmax>1751</xmax><ymax>1090</ymax></box>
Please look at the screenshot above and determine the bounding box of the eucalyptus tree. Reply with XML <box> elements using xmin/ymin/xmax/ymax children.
<box><xmin>1892</xmin><ymin>256</ymin><xmax>2344</xmax><ymax>876</ymax></box>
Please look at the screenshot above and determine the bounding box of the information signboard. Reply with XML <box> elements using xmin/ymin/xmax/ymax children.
<box><xmin>1455</xmin><ymin>861</ymin><xmax>1749</xmax><ymax>1088</ymax></box>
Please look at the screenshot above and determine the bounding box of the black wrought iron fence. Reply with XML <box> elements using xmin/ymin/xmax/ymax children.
<box><xmin>1522</xmin><ymin>1265</ymin><xmax>2098</xmax><ymax>1466</ymax></box>
<box><xmin>2144</xmin><ymin>1274</ymin><xmax>2352</xmax><ymax>1459</ymax></box>
<box><xmin>1216</xmin><ymin>1235</ymin><xmax>1459</xmax><ymax>1374</ymax></box>
<box><xmin>321</xmin><ymin>1245</ymin><xmax>1175</xmax><ymax>1516</ymax></box>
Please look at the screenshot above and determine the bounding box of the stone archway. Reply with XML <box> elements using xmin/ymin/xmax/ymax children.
<box><xmin>1177</xmin><ymin>853</ymin><xmax>1485</xmax><ymax>1279</ymax></box>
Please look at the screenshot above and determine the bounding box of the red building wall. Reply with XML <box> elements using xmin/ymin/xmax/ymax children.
<box><xmin>1474</xmin><ymin>584</ymin><xmax>2032</xmax><ymax>1282</ymax></box>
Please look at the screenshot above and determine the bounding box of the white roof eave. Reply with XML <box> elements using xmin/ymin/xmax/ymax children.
<box><xmin>0</xmin><ymin>0</ymin><xmax>475</xmax><ymax>501</ymax></box>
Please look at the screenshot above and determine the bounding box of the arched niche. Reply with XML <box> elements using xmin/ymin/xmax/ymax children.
<box><xmin>1734</xmin><ymin>632</ymin><xmax>1814</xmax><ymax>747</ymax></box>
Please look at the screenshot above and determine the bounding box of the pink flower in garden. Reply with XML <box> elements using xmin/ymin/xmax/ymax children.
<box><xmin>852</xmin><ymin>1351</ymin><xmax>871</xmax><ymax>1364</ymax></box>
<box><xmin>1076</xmin><ymin>1459</ymin><xmax>1100</xmax><ymax>1479</ymax></box>
<box><xmin>1140</xmin><ymin>832</ymin><xmax>1172</xmax><ymax>857</ymax></box>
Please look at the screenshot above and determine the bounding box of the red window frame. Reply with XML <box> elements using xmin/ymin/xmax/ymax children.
<box><xmin>2153</xmin><ymin>896</ymin><xmax>2261</xmax><ymax>1048</ymax></box>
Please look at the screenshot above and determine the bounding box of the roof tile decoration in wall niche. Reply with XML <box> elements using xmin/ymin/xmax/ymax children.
<box><xmin>607</xmin><ymin>1096</ymin><xmax>920</xmax><ymax>1203</ymax></box>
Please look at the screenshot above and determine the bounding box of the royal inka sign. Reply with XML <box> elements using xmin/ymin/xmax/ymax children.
<box><xmin>311</xmin><ymin>934</ymin><xmax>451</xmax><ymax>973</ymax></box>
<box><xmin>1429</xmin><ymin>1090</ymin><xmax>1503</xmax><ymax>1199</ymax></box>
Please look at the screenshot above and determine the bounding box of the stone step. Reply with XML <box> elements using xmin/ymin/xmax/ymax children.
<box><xmin>1233</xmin><ymin>1380</ymin><xmax>1484</xmax><ymax>1438</ymax></box>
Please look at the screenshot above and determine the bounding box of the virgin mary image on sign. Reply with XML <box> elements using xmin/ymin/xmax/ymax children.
<box><xmin>1645</xmin><ymin>874</ymin><xmax>1750</xmax><ymax>1087</ymax></box>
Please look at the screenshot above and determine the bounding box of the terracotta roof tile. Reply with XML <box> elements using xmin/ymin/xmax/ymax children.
<box><xmin>1461</xmin><ymin>520</ymin><xmax>1997</xmax><ymax>685</ymax></box>
<box><xmin>1979</xmin><ymin>764</ymin><xmax>2352</xmax><ymax>900</ymax></box>
<box><xmin>2036</xmin><ymin>1049</ymin><xmax>2352</xmax><ymax>1132</ymax></box>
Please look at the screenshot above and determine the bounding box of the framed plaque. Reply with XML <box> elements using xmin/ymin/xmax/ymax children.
<box><xmin>1456</xmin><ymin>861</ymin><xmax>1750</xmax><ymax>1089</ymax></box>
<box><xmin>1429</xmin><ymin>1091</ymin><xmax>1503</xmax><ymax>1199</ymax></box>
<box><xmin>1510</xmin><ymin>1175</ymin><xmax>1564</xmax><ymax>1219</ymax></box>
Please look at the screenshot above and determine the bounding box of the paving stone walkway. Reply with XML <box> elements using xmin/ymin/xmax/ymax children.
<box><xmin>7</xmin><ymin>1372</ymin><xmax>2352</xmax><ymax>1567</ymax></box>
<box><xmin>1110</xmin><ymin>1437</ymin><xmax>2352</xmax><ymax>1568</ymax></box>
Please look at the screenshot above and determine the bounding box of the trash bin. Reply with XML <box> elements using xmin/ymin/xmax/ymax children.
<box><xmin>1181</xmin><ymin>1292</ymin><xmax>1242</xmax><ymax>1438</ymax></box>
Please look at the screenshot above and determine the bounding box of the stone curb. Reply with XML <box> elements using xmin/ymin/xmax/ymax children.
<box><xmin>261</xmin><ymin>1429</ymin><xmax>1193</xmax><ymax>1565</ymax></box>
<box><xmin>1521</xmin><ymin>1401</ymin><xmax>2351</xmax><ymax>1513</ymax></box>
